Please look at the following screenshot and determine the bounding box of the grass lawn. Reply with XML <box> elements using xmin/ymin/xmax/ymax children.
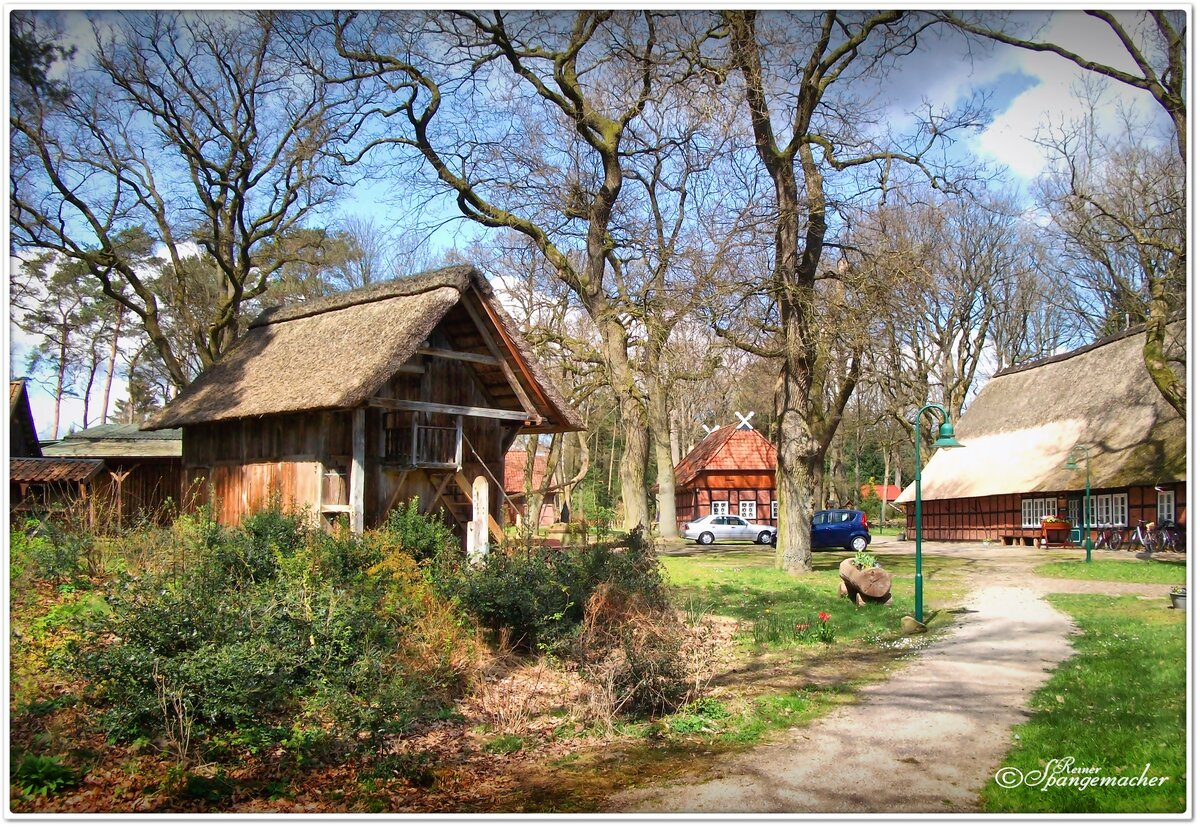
<box><xmin>662</xmin><ymin>546</ymin><xmax>969</xmax><ymax>644</ymax></box>
<box><xmin>980</xmin><ymin>594</ymin><xmax>1186</xmax><ymax>814</ymax></box>
<box><xmin>1033</xmin><ymin>558</ymin><xmax>1187</xmax><ymax>585</ymax></box>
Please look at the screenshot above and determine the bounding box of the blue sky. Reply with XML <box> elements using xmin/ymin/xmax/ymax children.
<box><xmin>6</xmin><ymin>9</ymin><xmax>1175</xmax><ymax>441</ymax></box>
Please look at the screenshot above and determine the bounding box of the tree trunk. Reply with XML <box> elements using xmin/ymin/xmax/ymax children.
<box><xmin>101</xmin><ymin>309</ymin><xmax>123</xmax><ymax>423</ymax></box>
<box><xmin>838</xmin><ymin>557</ymin><xmax>893</xmax><ymax>602</ymax></box>
<box><xmin>648</xmin><ymin>373</ymin><xmax>678</xmax><ymax>538</ymax></box>
<box><xmin>1143</xmin><ymin>268</ymin><xmax>1185</xmax><ymax>417</ymax></box>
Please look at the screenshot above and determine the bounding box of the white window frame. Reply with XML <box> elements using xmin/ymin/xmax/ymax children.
<box><xmin>1021</xmin><ymin>497</ymin><xmax>1057</xmax><ymax>528</ymax></box>
<box><xmin>739</xmin><ymin>500</ymin><xmax>757</xmax><ymax>520</ymax></box>
<box><xmin>771</xmin><ymin>500</ymin><xmax>778</xmax><ymax>520</ymax></box>
<box><xmin>1157</xmin><ymin>489</ymin><xmax>1176</xmax><ymax>524</ymax></box>
<box><xmin>710</xmin><ymin>499</ymin><xmax>729</xmax><ymax>516</ymax></box>
<box><xmin>1086</xmin><ymin>493</ymin><xmax>1128</xmax><ymax>527</ymax></box>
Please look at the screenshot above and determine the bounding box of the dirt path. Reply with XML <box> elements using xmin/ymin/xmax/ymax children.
<box><xmin>608</xmin><ymin>545</ymin><xmax>1094</xmax><ymax>814</ymax></box>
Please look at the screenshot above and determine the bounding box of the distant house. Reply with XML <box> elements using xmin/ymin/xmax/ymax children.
<box><xmin>673</xmin><ymin>423</ymin><xmax>777</xmax><ymax>527</ymax></box>
<box><xmin>144</xmin><ymin>265</ymin><xmax>584</xmax><ymax>547</ymax></box>
<box><xmin>895</xmin><ymin>322</ymin><xmax>1186</xmax><ymax>544</ymax></box>
<box><xmin>42</xmin><ymin>424</ymin><xmax>184</xmax><ymax>524</ymax></box>
<box><xmin>860</xmin><ymin>483</ymin><xmax>901</xmax><ymax>503</ymax></box>
<box><xmin>502</xmin><ymin>448</ymin><xmax>560</xmax><ymax>528</ymax></box>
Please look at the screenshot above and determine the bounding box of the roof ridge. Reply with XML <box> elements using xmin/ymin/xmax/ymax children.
<box><xmin>249</xmin><ymin>265</ymin><xmax>478</xmax><ymax>329</ymax></box>
<box><xmin>994</xmin><ymin>313</ymin><xmax>1185</xmax><ymax>378</ymax></box>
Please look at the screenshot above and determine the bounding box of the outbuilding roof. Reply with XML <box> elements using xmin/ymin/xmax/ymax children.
<box><xmin>43</xmin><ymin>423</ymin><xmax>182</xmax><ymax>459</ymax></box>
<box><xmin>674</xmin><ymin>425</ymin><xmax>776</xmax><ymax>487</ymax></box>
<box><xmin>144</xmin><ymin>265</ymin><xmax>583</xmax><ymax>433</ymax></box>
<box><xmin>895</xmin><ymin>321</ymin><xmax>1185</xmax><ymax>503</ymax></box>
<box><xmin>10</xmin><ymin>457</ymin><xmax>104</xmax><ymax>484</ymax></box>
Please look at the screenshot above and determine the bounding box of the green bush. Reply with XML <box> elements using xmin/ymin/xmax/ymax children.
<box><xmin>72</xmin><ymin>504</ymin><xmax>476</xmax><ymax>758</ymax></box>
<box><xmin>12</xmin><ymin>754</ymin><xmax>78</xmax><ymax>797</ymax></box>
<box><xmin>380</xmin><ymin>498</ymin><xmax>458</xmax><ymax>562</ymax></box>
<box><xmin>435</xmin><ymin>527</ymin><xmax>668</xmax><ymax>653</ymax></box>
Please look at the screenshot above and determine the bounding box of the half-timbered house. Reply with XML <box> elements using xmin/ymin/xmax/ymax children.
<box><xmin>895</xmin><ymin>322</ymin><xmax>1186</xmax><ymax>544</ymax></box>
<box><xmin>673</xmin><ymin>421</ymin><xmax>778</xmax><ymax>528</ymax></box>
<box><xmin>144</xmin><ymin>265</ymin><xmax>584</xmax><ymax>549</ymax></box>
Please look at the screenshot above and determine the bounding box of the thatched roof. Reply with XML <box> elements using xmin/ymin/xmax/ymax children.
<box><xmin>895</xmin><ymin>321</ymin><xmax>1186</xmax><ymax>503</ymax></box>
<box><xmin>144</xmin><ymin>265</ymin><xmax>583</xmax><ymax>432</ymax></box>
<box><xmin>674</xmin><ymin>425</ymin><xmax>776</xmax><ymax>487</ymax></box>
<box><xmin>44</xmin><ymin>423</ymin><xmax>182</xmax><ymax>459</ymax></box>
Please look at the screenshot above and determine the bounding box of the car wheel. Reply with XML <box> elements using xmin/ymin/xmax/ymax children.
<box><xmin>851</xmin><ymin>536</ymin><xmax>868</xmax><ymax>552</ymax></box>
<box><xmin>757</xmin><ymin>530</ymin><xmax>773</xmax><ymax>545</ymax></box>
<box><xmin>698</xmin><ymin>532</ymin><xmax>715</xmax><ymax>545</ymax></box>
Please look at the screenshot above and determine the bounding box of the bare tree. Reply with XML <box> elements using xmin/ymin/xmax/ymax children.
<box><xmin>943</xmin><ymin>9</ymin><xmax>1186</xmax><ymax>416</ymax></box>
<box><xmin>10</xmin><ymin>11</ymin><xmax>370</xmax><ymax>388</ymax></box>
<box><xmin>720</xmin><ymin>11</ymin><xmax>982</xmax><ymax>573</ymax></box>
<box><xmin>328</xmin><ymin>10</ymin><xmax>727</xmax><ymax>530</ymax></box>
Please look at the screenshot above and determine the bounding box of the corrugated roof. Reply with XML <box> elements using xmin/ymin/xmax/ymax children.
<box><xmin>674</xmin><ymin>425</ymin><xmax>776</xmax><ymax>487</ymax></box>
<box><xmin>43</xmin><ymin>423</ymin><xmax>182</xmax><ymax>459</ymax></box>
<box><xmin>11</xmin><ymin>457</ymin><xmax>104</xmax><ymax>484</ymax></box>
<box><xmin>895</xmin><ymin>321</ymin><xmax>1185</xmax><ymax>503</ymax></box>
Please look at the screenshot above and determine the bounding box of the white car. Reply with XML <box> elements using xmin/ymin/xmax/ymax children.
<box><xmin>682</xmin><ymin>513</ymin><xmax>777</xmax><ymax>546</ymax></box>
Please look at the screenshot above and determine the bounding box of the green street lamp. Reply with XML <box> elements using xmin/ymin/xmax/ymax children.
<box><xmin>912</xmin><ymin>403</ymin><xmax>964</xmax><ymax>624</ymax></box>
<box><xmin>1064</xmin><ymin>444</ymin><xmax>1093</xmax><ymax>563</ymax></box>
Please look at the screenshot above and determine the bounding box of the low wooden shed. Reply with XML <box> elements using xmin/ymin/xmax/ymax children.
<box><xmin>144</xmin><ymin>265</ymin><xmax>584</xmax><ymax>546</ymax></box>
<box><xmin>41</xmin><ymin>424</ymin><xmax>184</xmax><ymax>525</ymax></box>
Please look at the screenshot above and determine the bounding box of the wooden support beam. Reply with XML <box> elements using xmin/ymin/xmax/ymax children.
<box><xmin>415</xmin><ymin>345</ymin><xmax>499</xmax><ymax>366</ymax></box>
<box><xmin>370</xmin><ymin>397</ymin><xmax>531</xmax><ymax>423</ymax></box>
<box><xmin>457</xmin><ymin>296</ymin><xmax>542</xmax><ymax>421</ymax></box>
<box><xmin>454</xmin><ymin>416</ymin><xmax>464</xmax><ymax>470</ymax></box>
<box><xmin>350</xmin><ymin>408</ymin><xmax>366</xmax><ymax>535</ymax></box>
<box><xmin>394</xmin><ymin>363</ymin><xmax>426</xmax><ymax>375</ymax></box>
<box><xmin>488</xmin><ymin>514</ymin><xmax>503</xmax><ymax>543</ymax></box>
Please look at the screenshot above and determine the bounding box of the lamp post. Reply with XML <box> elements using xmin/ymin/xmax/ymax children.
<box><xmin>912</xmin><ymin>403</ymin><xmax>964</xmax><ymax>624</ymax></box>
<box><xmin>1065</xmin><ymin>445</ymin><xmax>1093</xmax><ymax>563</ymax></box>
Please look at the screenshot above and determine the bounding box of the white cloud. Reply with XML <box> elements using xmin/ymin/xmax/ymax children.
<box><xmin>971</xmin><ymin>11</ymin><xmax>1167</xmax><ymax>179</ymax></box>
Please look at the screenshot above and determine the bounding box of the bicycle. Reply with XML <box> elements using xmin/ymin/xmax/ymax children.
<box><xmin>1095</xmin><ymin>525</ymin><xmax>1125</xmax><ymax>550</ymax></box>
<box><xmin>1125</xmin><ymin>519</ymin><xmax>1163</xmax><ymax>555</ymax></box>
<box><xmin>1157</xmin><ymin>521</ymin><xmax>1186</xmax><ymax>554</ymax></box>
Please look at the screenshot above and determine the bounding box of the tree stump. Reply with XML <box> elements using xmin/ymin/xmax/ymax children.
<box><xmin>839</xmin><ymin>558</ymin><xmax>893</xmax><ymax>606</ymax></box>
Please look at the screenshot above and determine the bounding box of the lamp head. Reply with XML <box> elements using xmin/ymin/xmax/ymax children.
<box><xmin>1065</xmin><ymin>457</ymin><xmax>1079</xmax><ymax>471</ymax></box>
<box><xmin>933</xmin><ymin>421</ymin><xmax>964</xmax><ymax>449</ymax></box>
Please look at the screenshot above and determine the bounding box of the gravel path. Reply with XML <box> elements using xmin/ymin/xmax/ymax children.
<box><xmin>608</xmin><ymin>546</ymin><xmax>1093</xmax><ymax>814</ymax></box>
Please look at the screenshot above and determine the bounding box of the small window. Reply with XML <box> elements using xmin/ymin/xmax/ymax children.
<box><xmin>1111</xmin><ymin>493</ymin><xmax>1128</xmax><ymax>527</ymax></box>
<box><xmin>771</xmin><ymin>500</ymin><xmax>778</xmax><ymax>519</ymax></box>
<box><xmin>1158</xmin><ymin>489</ymin><xmax>1176</xmax><ymax>524</ymax></box>
<box><xmin>739</xmin><ymin>500</ymin><xmax>757</xmax><ymax>520</ymax></box>
<box><xmin>1021</xmin><ymin>497</ymin><xmax>1056</xmax><ymax>528</ymax></box>
<box><xmin>710</xmin><ymin>500</ymin><xmax>729</xmax><ymax>516</ymax></box>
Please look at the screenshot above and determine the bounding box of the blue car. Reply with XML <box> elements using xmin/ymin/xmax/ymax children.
<box><xmin>812</xmin><ymin>509</ymin><xmax>872</xmax><ymax>552</ymax></box>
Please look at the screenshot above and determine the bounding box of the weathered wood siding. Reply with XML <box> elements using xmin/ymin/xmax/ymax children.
<box><xmin>181</xmin><ymin>316</ymin><xmax>520</xmax><ymax>534</ymax></box>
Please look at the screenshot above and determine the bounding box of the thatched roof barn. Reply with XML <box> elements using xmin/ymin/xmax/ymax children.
<box><xmin>896</xmin><ymin>321</ymin><xmax>1186</xmax><ymax>544</ymax></box>
<box><xmin>145</xmin><ymin>265</ymin><xmax>583</xmax><ymax>545</ymax></box>
<box><xmin>147</xmin><ymin>266</ymin><xmax>581</xmax><ymax>433</ymax></box>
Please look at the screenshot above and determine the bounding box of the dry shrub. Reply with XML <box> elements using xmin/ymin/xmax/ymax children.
<box><xmin>575</xmin><ymin>583</ymin><xmax>694</xmax><ymax>722</ymax></box>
